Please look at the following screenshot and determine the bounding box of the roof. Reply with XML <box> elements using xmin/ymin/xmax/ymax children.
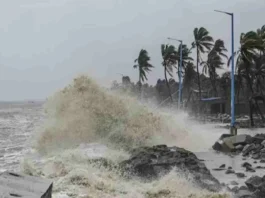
<box><xmin>201</xmin><ymin>97</ymin><xmax>222</xmax><ymax>101</ymax></box>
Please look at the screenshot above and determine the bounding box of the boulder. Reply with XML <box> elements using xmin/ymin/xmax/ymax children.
<box><xmin>226</xmin><ymin>169</ymin><xmax>235</xmax><ymax>174</ymax></box>
<box><xmin>212</xmin><ymin>134</ymin><xmax>251</xmax><ymax>153</ymax></box>
<box><xmin>231</xmin><ymin>181</ymin><xmax>239</xmax><ymax>185</ymax></box>
<box><xmin>260</xmin><ymin>148</ymin><xmax>265</xmax><ymax>153</ymax></box>
<box><xmin>219</xmin><ymin>164</ymin><xmax>226</xmax><ymax>168</ymax></box>
<box><xmin>245</xmin><ymin>176</ymin><xmax>263</xmax><ymax>191</ymax></box>
<box><xmin>239</xmin><ymin>186</ymin><xmax>248</xmax><ymax>191</ymax></box>
<box><xmin>244</xmin><ymin>176</ymin><xmax>265</xmax><ymax>197</ymax></box>
<box><xmin>243</xmin><ymin>144</ymin><xmax>256</xmax><ymax>156</ymax></box>
<box><xmin>242</xmin><ymin>162</ymin><xmax>252</xmax><ymax>168</ymax></box>
<box><xmin>252</xmin><ymin>134</ymin><xmax>265</xmax><ymax>144</ymax></box>
<box><xmin>236</xmin><ymin>172</ymin><xmax>246</xmax><ymax>178</ymax></box>
<box><xmin>246</xmin><ymin>166</ymin><xmax>255</xmax><ymax>172</ymax></box>
<box><xmin>253</xmin><ymin>144</ymin><xmax>264</xmax><ymax>154</ymax></box>
<box><xmin>235</xmin><ymin>189</ymin><xmax>255</xmax><ymax>198</ymax></box>
<box><xmin>120</xmin><ymin>145</ymin><xmax>222</xmax><ymax>192</ymax></box>
<box><xmin>260</xmin><ymin>153</ymin><xmax>265</xmax><ymax>160</ymax></box>
<box><xmin>228</xmin><ymin>134</ymin><xmax>252</xmax><ymax>146</ymax></box>
<box><xmin>252</xmin><ymin>153</ymin><xmax>260</xmax><ymax>160</ymax></box>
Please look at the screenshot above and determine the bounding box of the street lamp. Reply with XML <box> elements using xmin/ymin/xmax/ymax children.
<box><xmin>168</xmin><ymin>37</ymin><xmax>183</xmax><ymax>109</ymax></box>
<box><xmin>214</xmin><ymin>10</ymin><xmax>236</xmax><ymax>135</ymax></box>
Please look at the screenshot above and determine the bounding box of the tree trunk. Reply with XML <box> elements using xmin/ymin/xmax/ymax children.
<box><xmin>210</xmin><ymin>72</ymin><xmax>217</xmax><ymax>97</ymax></box>
<box><xmin>249</xmin><ymin>99</ymin><xmax>254</xmax><ymax>127</ymax></box>
<box><xmin>164</xmin><ymin>64</ymin><xmax>173</xmax><ymax>103</ymax></box>
<box><xmin>196</xmin><ymin>47</ymin><xmax>201</xmax><ymax>100</ymax></box>
<box><xmin>255</xmin><ymin>101</ymin><xmax>265</xmax><ymax>121</ymax></box>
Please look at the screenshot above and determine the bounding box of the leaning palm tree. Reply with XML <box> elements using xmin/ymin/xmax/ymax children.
<box><xmin>133</xmin><ymin>49</ymin><xmax>153</xmax><ymax>93</ymax></box>
<box><xmin>176</xmin><ymin>44</ymin><xmax>193</xmax><ymax>81</ymax></box>
<box><xmin>202</xmin><ymin>39</ymin><xmax>227</xmax><ymax>96</ymax></box>
<box><xmin>161</xmin><ymin>44</ymin><xmax>177</xmax><ymax>102</ymax></box>
<box><xmin>257</xmin><ymin>25</ymin><xmax>265</xmax><ymax>46</ymax></box>
<box><xmin>228</xmin><ymin>31</ymin><xmax>264</xmax><ymax>93</ymax></box>
<box><xmin>183</xmin><ymin>62</ymin><xmax>196</xmax><ymax>107</ymax></box>
<box><xmin>228</xmin><ymin>31</ymin><xmax>265</xmax><ymax>126</ymax></box>
<box><xmin>192</xmin><ymin>27</ymin><xmax>214</xmax><ymax>99</ymax></box>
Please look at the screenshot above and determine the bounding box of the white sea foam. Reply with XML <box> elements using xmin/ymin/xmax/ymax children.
<box><xmin>22</xmin><ymin>75</ymin><xmax>231</xmax><ymax>198</ymax></box>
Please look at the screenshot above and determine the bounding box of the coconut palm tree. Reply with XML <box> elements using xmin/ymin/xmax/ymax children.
<box><xmin>161</xmin><ymin>44</ymin><xmax>177</xmax><ymax>102</ymax></box>
<box><xmin>192</xmin><ymin>27</ymin><xmax>214</xmax><ymax>99</ymax></box>
<box><xmin>202</xmin><ymin>39</ymin><xmax>227</xmax><ymax>96</ymax></box>
<box><xmin>257</xmin><ymin>25</ymin><xmax>265</xmax><ymax>45</ymax></box>
<box><xmin>228</xmin><ymin>31</ymin><xmax>264</xmax><ymax>93</ymax></box>
<box><xmin>176</xmin><ymin>44</ymin><xmax>193</xmax><ymax>84</ymax></box>
<box><xmin>133</xmin><ymin>49</ymin><xmax>153</xmax><ymax>93</ymax></box>
<box><xmin>183</xmin><ymin>62</ymin><xmax>196</xmax><ymax>107</ymax></box>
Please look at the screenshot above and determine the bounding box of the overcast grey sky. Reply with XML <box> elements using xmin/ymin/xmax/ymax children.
<box><xmin>0</xmin><ymin>0</ymin><xmax>264</xmax><ymax>100</ymax></box>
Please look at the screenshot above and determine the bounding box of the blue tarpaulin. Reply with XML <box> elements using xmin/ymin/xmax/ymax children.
<box><xmin>201</xmin><ymin>97</ymin><xmax>222</xmax><ymax>101</ymax></box>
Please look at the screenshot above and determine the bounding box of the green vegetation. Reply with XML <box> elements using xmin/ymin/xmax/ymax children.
<box><xmin>112</xmin><ymin>25</ymin><xmax>265</xmax><ymax>125</ymax></box>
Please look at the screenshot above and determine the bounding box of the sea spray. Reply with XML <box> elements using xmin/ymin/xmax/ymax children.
<box><xmin>24</xmin><ymin>75</ymin><xmax>231</xmax><ymax>198</ymax></box>
<box><xmin>34</xmin><ymin>75</ymin><xmax>190</xmax><ymax>153</ymax></box>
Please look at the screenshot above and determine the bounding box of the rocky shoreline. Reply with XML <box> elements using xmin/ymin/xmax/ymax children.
<box><xmin>118</xmin><ymin>139</ymin><xmax>265</xmax><ymax>198</ymax></box>
<box><xmin>212</xmin><ymin>133</ymin><xmax>265</xmax><ymax>197</ymax></box>
<box><xmin>120</xmin><ymin>145</ymin><xmax>222</xmax><ymax>192</ymax></box>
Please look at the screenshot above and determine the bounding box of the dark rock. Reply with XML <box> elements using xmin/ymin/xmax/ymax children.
<box><xmin>252</xmin><ymin>153</ymin><xmax>260</xmax><ymax>160</ymax></box>
<box><xmin>219</xmin><ymin>164</ymin><xmax>226</xmax><ymax>168</ymax></box>
<box><xmin>253</xmin><ymin>161</ymin><xmax>257</xmax><ymax>164</ymax></box>
<box><xmin>246</xmin><ymin>166</ymin><xmax>256</xmax><ymax>172</ymax></box>
<box><xmin>242</xmin><ymin>162</ymin><xmax>252</xmax><ymax>168</ymax></box>
<box><xmin>243</xmin><ymin>144</ymin><xmax>251</xmax><ymax>153</ymax></box>
<box><xmin>253</xmin><ymin>144</ymin><xmax>264</xmax><ymax>154</ymax></box>
<box><xmin>212</xmin><ymin>134</ymin><xmax>251</xmax><ymax>153</ymax></box>
<box><xmin>242</xmin><ymin>158</ymin><xmax>247</xmax><ymax>160</ymax></box>
<box><xmin>226</xmin><ymin>169</ymin><xmax>235</xmax><ymax>174</ymax></box>
<box><xmin>120</xmin><ymin>145</ymin><xmax>222</xmax><ymax>192</ymax></box>
<box><xmin>260</xmin><ymin>160</ymin><xmax>265</xmax><ymax>163</ymax></box>
<box><xmin>252</xmin><ymin>134</ymin><xmax>265</xmax><ymax>144</ymax></box>
<box><xmin>260</xmin><ymin>153</ymin><xmax>265</xmax><ymax>160</ymax></box>
<box><xmin>256</xmin><ymin>166</ymin><xmax>265</xmax><ymax>169</ymax></box>
<box><xmin>260</xmin><ymin>148</ymin><xmax>265</xmax><ymax>153</ymax></box>
<box><xmin>245</xmin><ymin>176</ymin><xmax>262</xmax><ymax>191</ymax></box>
<box><xmin>243</xmin><ymin>144</ymin><xmax>256</xmax><ymax>156</ymax></box>
<box><xmin>212</xmin><ymin>168</ymin><xmax>225</xmax><ymax>171</ymax></box>
<box><xmin>231</xmin><ymin>181</ymin><xmax>239</xmax><ymax>185</ymax></box>
<box><xmin>261</xmin><ymin>140</ymin><xmax>265</xmax><ymax>146</ymax></box>
<box><xmin>228</xmin><ymin>166</ymin><xmax>233</xmax><ymax>170</ymax></box>
<box><xmin>235</xmin><ymin>189</ymin><xmax>255</xmax><ymax>198</ymax></box>
<box><xmin>239</xmin><ymin>186</ymin><xmax>248</xmax><ymax>190</ymax></box>
<box><xmin>236</xmin><ymin>172</ymin><xmax>246</xmax><ymax>178</ymax></box>
<box><xmin>231</xmin><ymin>186</ymin><xmax>239</xmax><ymax>193</ymax></box>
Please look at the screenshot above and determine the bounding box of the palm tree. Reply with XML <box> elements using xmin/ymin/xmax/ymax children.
<box><xmin>176</xmin><ymin>44</ymin><xmax>193</xmax><ymax>80</ymax></box>
<box><xmin>192</xmin><ymin>27</ymin><xmax>214</xmax><ymax>99</ymax></box>
<box><xmin>228</xmin><ymin>31</ymin><xmax>264</xmax><ymax>94</ymax></box>
<box><xmin>257</xmin><ymin>25</ymin><xmax>265</xmax><ymax>46</ymax></box>
<box><xmin>161</xmin><ymin>44</ymin><xmax>177</xmax><ymax>102</ymax></box>
<box><xmin>133</xmin><ymin>49</ymin><xmax>153</xmax><ymax>93</ymax></box>
<box><xmin>183</xmin><ymin>62</ymin><xmax>196</xmax><ymax>107</ymax></box>
<box><xmin>202</xmin><ymin>39</ymin><xmax>227</xmax><ymax>96</ymax></box>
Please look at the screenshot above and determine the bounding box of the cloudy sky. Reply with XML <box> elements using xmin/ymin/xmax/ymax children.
<box><xmin>0</xmin><ymin>0</ymin><xmax>264</xmax><ymax>100</ymax></box>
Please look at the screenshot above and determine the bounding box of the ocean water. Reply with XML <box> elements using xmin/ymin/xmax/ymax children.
<box><xmin>0</xmin><ymin>76</ymin><xmax>263</xmax><ymax>198</ymax></box>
